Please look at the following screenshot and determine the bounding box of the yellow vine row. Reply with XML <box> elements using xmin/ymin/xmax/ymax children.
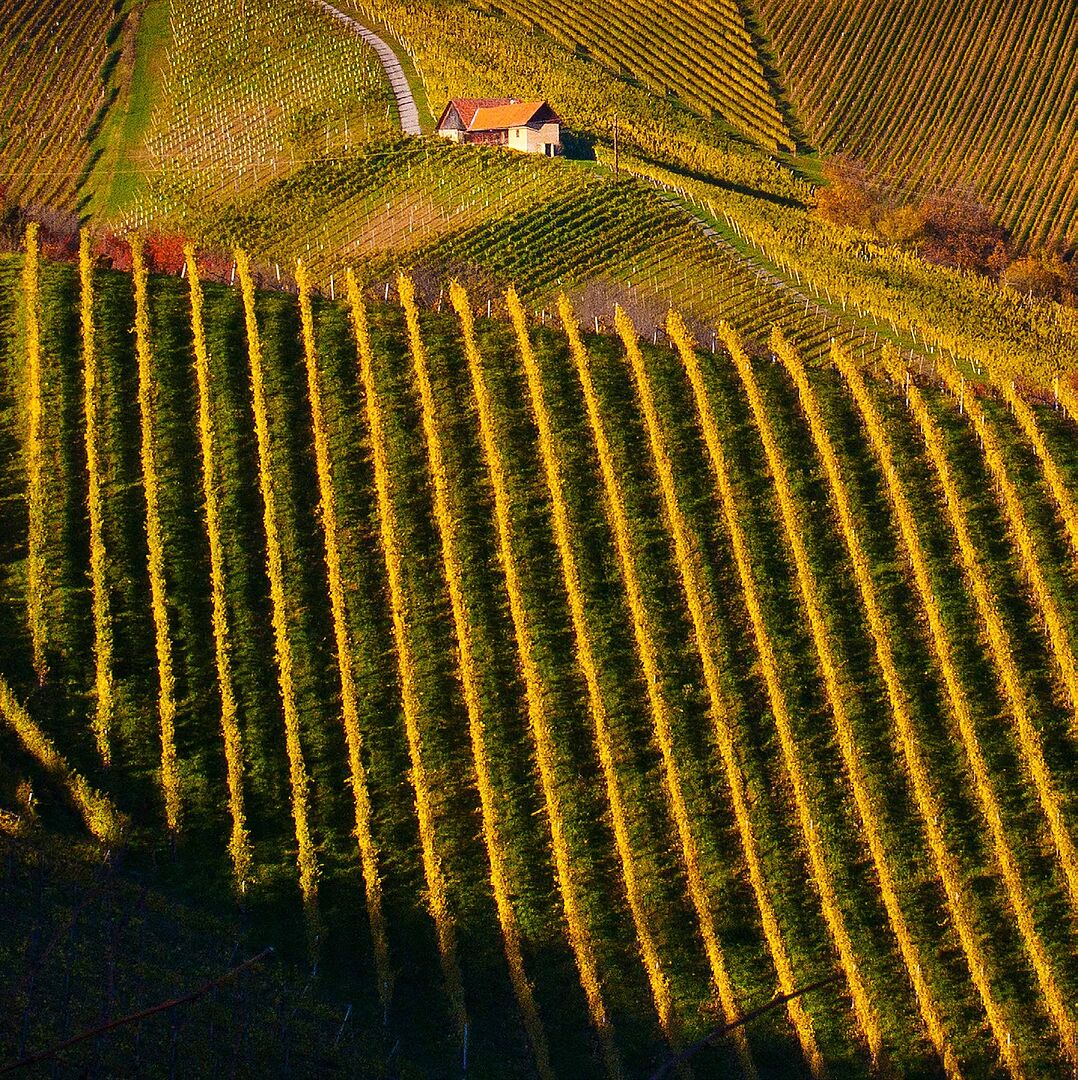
<box><xmin>600</xmin><ymin>303</ymin><xmax>754</xmax><ymax>1075</ymax></box>
<box><xmin>531</xmin><ymin>293</ymin><xmax>676</xmax><ymax>1049</ymax></box>
<box><xmin>502</xmin><ymin>286</ymin><xmax>624</xmax><ymax>1080</ymax></box>
<box><xmin>22</xmin><ymin>223</ymin><xmax>47</xmax><ymax>683</ymax></box>
<box><xmin>665</xmin><ymin>312</ymin><xmax>823</xmax><ymax>1079</ymax></box>
<box><xmin>131</xmin><ymin>237</ymin><xmax>182</xmax><ymax>834</ymax></box>
<box><xmin>888</xmin><ymin>359</ymin><xmax>1078</xmax><ymax>924</ymax></box>
<box><xmin>835</xmin><ymin>342</ymin><xmax>1060</xmax><ymax>1075</ymax></box>
<box><xmin>691</xmin><ymin>340</ymin><xmax>882</xmax><ymax>1065</ymax></box>
<box><xmin>938</xmin><ymin>364</ymin><xmax>1078</xmax><ymax>731</ymax></box>
<box><xmin>184</xmin><ymin>246</ymin><xmax>251</xmax><ymax>886</ymax></box>
<box><xmin>235</xmin><ymin>250</ymin><xmax>318</xmax><ymax>913</ymax></box>
<box><xmin>772</xmin><ymin>332</ymin><xmax>1021</xmax><ymax>1077</ymax></box>
<box><xmin>79</xmin><ymin>231</ymin><xmax>114</xmax><ymax>766</ymax></box>
<box><xmin>0</xmin><ymin>675</ymin><xmax>124</xmax><ymax>845</ymax></box>
<box><xmin>715</xmin><ymin>322</ymin><xmax>877</xmax><ymax>1063</ymax></box>
<box><xmin>296</xmin><ymin>263</ymin><xmax>390</xmax><ymax>1000</ymax></box>
<box><xmin>347</xmin><ymin>272</ymin><xmax>465</xmax><ymax>1037</ymax></box>
<box><xmin>997</xmin><ymin>378</ymin><xmax>1078</xmax><ymax>566</ymax></box>
<box><xmin>400</xmin><ymin>276</ymin><xmax>551</xmax><ymax>1076</ymax></box>
<box><xmin>723</xmin><ymin>320</ymin><xmax>956</xmax><ymax>1075</ymax></box>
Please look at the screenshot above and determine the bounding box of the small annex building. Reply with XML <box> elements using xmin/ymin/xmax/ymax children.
<box><xmin>435</xmin><ymin>98</ymin><xmax>563</xmax><ymax>156</ymax></box>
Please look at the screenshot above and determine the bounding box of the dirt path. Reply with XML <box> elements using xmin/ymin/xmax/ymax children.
<box><xmin>314</xmin><ymin>0</ymin><xmax>422</xmax><ymax>135</ymax></box>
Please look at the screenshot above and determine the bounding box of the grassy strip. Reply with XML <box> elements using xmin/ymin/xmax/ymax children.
<box><xmin>130</xmin><ymin>238</ymin><xmax>182</xmax><ymax>833</ymax></box>
<box><xmin>92</xmin><ymin>0</ymin><xmax>172</xmax><ymax>217</ymax></box>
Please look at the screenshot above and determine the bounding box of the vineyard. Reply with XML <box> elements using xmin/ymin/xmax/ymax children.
<box><xmin>1</xmin><ymin>232</ymin><xmax>1076</xmax><ymax>1077</ymax></box>
<box><xmin>474</xmin><ymin>0</ymin><xmax>794</xmax><ymax>151</ymax></box>
<box><xmin>0</xmin><ymin>0</ymin><xmax>117</xmax><ymax>212</ymax></box>
<box><xmin>755</xmin><ymin>0</ymin><xmax>1078</xmax><ymax>249</ymax></box>
<box><xmin>127</xmin><ymin>0</ymin><xmax>396</xmax><ymax>221</ymax></box>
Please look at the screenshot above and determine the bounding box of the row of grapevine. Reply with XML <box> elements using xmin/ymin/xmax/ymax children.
<box><xmin>131</xmin><ymin>238</ymin><xmax>183</xmax><ymax>834</ymax></box>
<box><xmin>756</xmin><ymin>0</ymin><xmax>1078</xmax><ymax>247</ymax></box>
<box><xmin>236</xmin><ymin>251</ymin><xmax>319</xmax><ymax>917</ymax></box>
<box><xmin>0</xmin><ymin>0</ymin><xmax>114</xmax><ymax>210</ymax></box>
<box><xmin>834</xmin><ymin>346</ymin><xmax>1074</xmax><ymax>1070</ymax></box>
<box><xmin>5</xmin><ymin>237</ymin><xmax>1077</xmax><ymax>1076</ymax></box>
<box><xmin>889</xmin><ymin>355</ymin><xmax>1078</xmax><ymax>913</ymax></box>
<box><xmin>485</xmin><ymin>0</ymin><xmax>793</xmax><ymax>149</ymax></box>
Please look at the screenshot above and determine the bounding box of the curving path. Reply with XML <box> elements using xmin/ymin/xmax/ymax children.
<box><xmin>314</xmin><ymin>0</ymin><xmax>422</xmax><ymax>135</ymax></box>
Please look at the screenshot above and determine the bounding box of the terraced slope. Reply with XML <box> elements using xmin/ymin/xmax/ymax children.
<box><xmin>0</xmin><ymin>0</ymin><xmax>115</xmax><ymax>212</ymax></box>
<box><xmin>479</xmin><ymin>0</ymin><xmax>794</xmax><ymax>150</ymax></box>
<box><xmin>2</xmin><ymin>244</ymin><xmax>1077</xmax><ymax>1077</ymax></box>
<box><xmin>756</xmin><ymin>0</ymin><xmax>1078</xmax><ymax>249</ymax></box>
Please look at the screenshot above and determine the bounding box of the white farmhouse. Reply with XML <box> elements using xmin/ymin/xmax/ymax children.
<box><xmin>435</xmin><ymin>98</ymin><xmax>563</xmax><ymax>156</ymax></box>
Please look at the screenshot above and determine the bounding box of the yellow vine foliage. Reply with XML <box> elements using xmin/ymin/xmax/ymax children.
<box><xmin>666</xmin><ymin>313</ymin><xmax>824</xmax><ymax>1076</ymax></box>
<box><xmin>773</xmin><ymin>333</ymin><xmax>1020</xmax><ymax>1074</ymax></box>
<box><xmin>547</xmin><ymin>297</ymin><xmax>682</xmax><ymax>1049</ymax></box>
<box><xmin>887</xmin><ymin>357</ymin><xmax>1078</xmax><ymax>923</ymax></box>
<box><xmin>593</xmin><ymin>302</ymin><xmax>754</xmax><ymax>1073</ymax></box>
<box><xmin>348</xmin><ymin>272</ymin><xmax>465</xmax><ymax>1037</ymax></box>
<box><xmin>724</xmin><ymin>321</ymin><xmax>957</xmax><ymax>1075</ymax></box>
<box><xmin>712</xmin><ymin>323</ymin><xmax>877</xmax><ymax>1061</ymax></box>
<box><xmin>22</xmin><ymin>223</ymin><xmax>47</xmax><ymax>683</ymax></box>
<box><xmin>0</xmin><ymin>676</ymin><xmax>125</xmax><ymax>845</ymax></box>
<box><xmin>1057</xmin><ymin>379</ymin><xmax>1078</xmax><ymax>436</ymax></box>
<box><xmin>996</xmin><ymin>378</ymin><xmax>1078</xmax><ymax>565</ymax></box>
<box><xmin>235</xmin><ymin>250</ymin><xmax>319</xmax><ymax>912</ymax></box>
<box><xmin>184</xmin><ymin>246</ymin><xmax>251</xmax><ymax>886</ymax></box>
<box><xmin>675</xmin><ymin>312</ymin><xmax>843</xmax><ymax>1078</ymax></box>
<box><xmin>501</xmin><ymin>285</ymin><xmax>624</xmax><ymax>1080</ymax></box>
<box><xmin>296</xmin><ymin>263</ymin><xmax>391</xmax><ymax>1004</ymax></box>
<box><xmin>834</xmin><ymin>342</ymin><xmax>1058</xmax><ymax>1075</ymax></box>
<box><xmin>937</xmin><ymin>364</ymin><xmax>1078</xmax><ymax>732</ymax></box>
<box><xmin>79</xmin><ymin>232</ymin><xmax>114</xmax><ymax>766</ymax></box>
<box><xmin>403</xmin><ymin>278</ymin><xmax>551</xmax><ymax>1077</ymax></box>
<box><xmin>130</xmin><ymin>237</ymin><xmax>182</xmax><ymax>834</ymax></box>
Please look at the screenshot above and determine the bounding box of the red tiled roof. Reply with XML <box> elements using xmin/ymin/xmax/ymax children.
<box><xmin>443</xmin><ymin>98</ymin><xmax>514</xmax><ymax>129</ymax></box>
<box><xmin>469</xmin><ymin>101</ymin><xmax>552</xmax><ymax>130</ymax></box>
<box><xmin>437</xmin><ymin>98</ymin><xmax>561</xmax><ymax>132</ymax></box>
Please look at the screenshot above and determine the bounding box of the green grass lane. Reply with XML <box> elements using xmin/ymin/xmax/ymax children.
<box><xmin>89</xmin><ymin>0</ymin><xmax>173</xmax><ymax>220</ymax></box>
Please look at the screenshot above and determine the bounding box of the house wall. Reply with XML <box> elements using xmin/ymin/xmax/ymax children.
<box><xmin>508</xmin><ymin>122</ymin><xmax>561</xmax><ymax>154</ymax></box>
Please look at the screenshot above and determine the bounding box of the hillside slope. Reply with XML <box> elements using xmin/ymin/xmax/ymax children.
<box><xmin>475</xmin><ymin>0</ymin><xmax>794</xmax><ymax>151</ymax></box>
<box><xmin>756</xmin><ymin>0</ymin><xmax>1078</xmax><ymax>250</ymax></box>
<box><xmin>0</xmin><ymin>0</ymin><xmax>116</xmax><ymax>213</ymax></box>
<box><xmin>2</xmin><ymin>245</ymin><xmax>1078</xmax><ymax>1076</ymax></box>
